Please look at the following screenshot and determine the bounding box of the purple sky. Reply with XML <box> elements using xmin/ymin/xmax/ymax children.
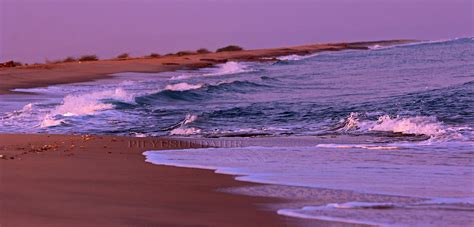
<box><xmin>1</xmin><ymin>0</ymin><xmax>472</xmax><ymax>63</ymax></box>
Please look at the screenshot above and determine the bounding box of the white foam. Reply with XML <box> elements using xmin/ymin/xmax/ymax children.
<box><xmin>4</xmin><ymin>103</ymin><xmax>34</xmax><ymax>119</ymax></box>
<box><xmin>369</xmin><ymin>44</ymin><xmax>383</xmax><ymax>50</ymax></box>
<box><xmin>369</xmin><ymin>37</ymin><xmax>470</xmax><ymax>51</ymax></box>
<box><xmin>169</xmin><ymin>114</ymin><xmax>201</xmax><ymax>135</ymax></box>
<box><xmin>40</xmin><ymin>118</ymin><xmax>65</xmax><ymax>128</ymax></box>
<box><xmin>170</xmin><ymin>127</ymin><xmax>201</xmax><ymax>135</ymax></box>
<box><xmin>169</xmin><ymin>74</ymin><xmax>197</xmax><ymax>80</ymax></box>
<box><xmin>182</xmin><ymin>113</ymin><xmax>198</xmax><ymax>125</ymax></box>
<box><xmin>373</xmin><ymin>115</ymin><xmax>446</xmax><ymax>136</ymax></box>
<box><xmin>276</xmin><ymin>53</ymin><xmax>318</xmax><ymax>61</ymax></box>
<box><xmin>340</xmin><ymin>112</ymin><xmax>456</xmax><ymax>139</ymax></box>
<box><xmin>53</xmin><ymin>88</ymin><xmax>132</xmax><ymax>116</ymax></box>
<box><xmin>204</xmin><ymin>61</ymin><xmax>253</xmax><ymax>76</ymax></box>
<box><xmin>164</xmin><ymin>82</ymin><xmax>205</xmax><ymax>91</ymax></box>
<box><xmin>40</xmin><ymin>88</ymin><xmax>134</xmax><ymax>128</ymax></box>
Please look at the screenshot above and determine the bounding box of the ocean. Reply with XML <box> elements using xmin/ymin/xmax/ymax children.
<box><xmin>1</xmin><ymin>37</ymin><xmax>473</xmax><ymax>225</ymax></box>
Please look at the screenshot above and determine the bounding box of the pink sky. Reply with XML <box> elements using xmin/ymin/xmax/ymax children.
<box><xmin>1</xmin><ymin>0</ymin><xmax>472</xmax><ymax>63</ymax></box>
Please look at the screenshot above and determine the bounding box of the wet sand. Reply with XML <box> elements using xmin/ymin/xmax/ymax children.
<box><xmin>0</xmin><ymin>40</ymin><xmax>415</xmax><ymax>94</ymax></box>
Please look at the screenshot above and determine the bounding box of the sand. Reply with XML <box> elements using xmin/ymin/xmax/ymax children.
<box><xmin>0</xmin><ymin>40</ymin><xmax>415</xmax><ymax>94</ymax></box>
<box><xmin>0</xmin><ymin>134</ymin><xmax>314</xmax><ymax>226</ymax></box>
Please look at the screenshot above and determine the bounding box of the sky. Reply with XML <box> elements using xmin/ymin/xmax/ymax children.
<box><xmin>1</xmin><ymin>0</ymin><xmax>472</xmax><ymax>63</ymax></box>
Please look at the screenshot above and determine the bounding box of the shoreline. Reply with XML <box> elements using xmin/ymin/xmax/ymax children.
<box><xmin>0</xmin><ymin>134</ymin><xmax>337</xmax><ymax>226</ymax></box>
<box><xmin>0</xmin><ymin>39</ymin><xmax>416</xmax><ymax>94</ymax></box>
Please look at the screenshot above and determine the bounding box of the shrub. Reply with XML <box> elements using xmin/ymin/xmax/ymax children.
<box><xmin>175</xmin><ymin>51</ymin><xmax>195</xmax><ymax>56</ymax></box>
<box><xmin>0</xmin><ymin>61</ymin><xmax>22</xmax><ymax>67</ymax></box>
<box><xmin>196</xmin><ymin>48</ymin><xmax>211</xmax><ymax>54</ymax></box>
<box><xmin>216</xmin><ymin>45</ymin><xmax>243</xmax><ymax>52</ymax></box>
<box><xmin>116</xmin><ymin>53</ymin><xmax>129</xmax><ymax>59</ymax></box>
<box><xmin>148</xmin><ymin>53</ymin><xmax>161</xmax><ymax>58</ymax></box>
<box><xmin>78</xmin><ymin>55</ymin><xmax>98</xmax><ymax>62</ymax></box>
<box><xmin>63</xmin><ymin>57</ymin><xmax>77</xmax><ymax>63</ymax></box>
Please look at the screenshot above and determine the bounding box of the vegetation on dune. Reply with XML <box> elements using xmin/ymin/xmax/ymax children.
<box><xmin>216</xmin><ymin>45</ymin><xmax>243</xmax><ymax>52</ymax></box>
<box><xmin>148</xmin><ymin>53</ymin><xmax>161</xmax><ymax>58</ymax></box>
<box><xmin>0</xmin><ymin>60</ymin><xmax>23</xmax><ymax>68</ymax></box>
<box><xmin>78</xmin><ymin>55</ymin><xmax>99</xmax><ymax>62</ymax></box>
<box><xmin>62</xmin><ymin>57</ymin><xmax>77</xmax><ymax>63</ymax></box>
<box><xmin>175</xmin><ymin>51</ymin><xmax>195</xmax><ymax>56</ymax></box>
<box><xmin>196</xmin><ymin>48</ymin><xmax>211</xmax><ymax>54</ymax></box>
<box><xmin>116</xmin><ymin>53</ymin><xmax>130</xmax><ymax>59</ymax></box>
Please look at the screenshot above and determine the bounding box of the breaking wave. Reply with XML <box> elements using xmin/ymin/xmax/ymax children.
<box><xmin>136</xmin><ymin>80</ymin><xmax>268</xmax><ymax>105</ymax></box>
<box><xmin>369</xmin><ymin>37</ymin><xmax>473</xmax><ymax>51</ymax></box>
<box><xmin>168</xmin><ymin>114</ymin><xmax>201</xmax><ymax>135</ymax></box>
<box><xmin>277</xmin><ymin>53</ymin><xmax>318</xmax><ymax>61</ymax></box>
<box><xmin>40</xmin><ymin>88</ymin><xmax>134</xmax><ymax>127</ymax></box>
<box><xmin>338</xmin><ymin>112</ymin><xmax>464</xmax><ymax>140</ymax></box>
<box><xmin>204</xmin><ymin>61</ymin><xmax>253</xmax><ymax>76</ymax></box>
<box><xmin>164</xmin><ymin>82</ymin><xmax>205</xmax><ymax>91</ymax></box>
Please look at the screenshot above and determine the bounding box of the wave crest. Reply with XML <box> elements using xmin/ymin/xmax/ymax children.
<box><xmin>164</xmin><ymin>82</ymin><xmax>205</xmax><ymax>91</ymax></box>
<box><xmin>169</xmin><ymin>114</ymin><xmax>201</xmax><ymax>135</ymax></box>
<box><xmin>40</xmin><ymin>88</ymin><xmax>134</xmax><ymax>128</ymax></box>
<box><xmin>204</xmin><ymin>61</ymin><xmax>253</xmax><ymax>76</ymax></box>
<box><xmin>339</xmin><ymin>112</ymin><xmax>462</xmax><ymax>139</ymax></box>
<box><xmin>277</xmin><ymin>53</ymin><xmax>318</xmax><ymax>61</ymax></box>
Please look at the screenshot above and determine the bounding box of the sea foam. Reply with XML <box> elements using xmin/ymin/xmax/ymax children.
<box><xmin>40</xmin><ymin>88</ymin><xmax>134</xmax><ymax>127</ymax></box>
<box><xmin>164</xmin><ymin>82</ymin><xmax>205</xmax><ymax>91</ymax></box>
<box><xmin>276</xmin><ymin>53</ymin><xmax>318</xmax><ymax>61</ymax></box>
<box><xmin>204</xmin><ymin>61</ymin><xmax>253</xmax><ymax>76</ymax></box>
<box><xmin>169</xmin><ymin>114</ymin><xmax>201</xmax><ymax>135</ymax></box>
<box><xmin>339</xmin><ymin>112</ymin><xmax>457</xmax><ymax>139</ymax></box>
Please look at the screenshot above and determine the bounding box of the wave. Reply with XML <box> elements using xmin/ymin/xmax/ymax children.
<box><xmin>369</xmin><ymin>37</ymin><xmax>473</xmax><ymax>51</ymax></box>
<box><xmin>170</xmin><ymin>73</ymin><xmax>199</xmax><ymax>81</ymax></box>
<box><xmin>337</xmin><ymin>112</ymin><xmax>462</xmax><ymax>140</ymax></box>
<box><xmin>168</xmin><ymin>114</ymin><xmax>201</xmax><ymax>135</ymax></box>
<box><xmin>164</xmin><ymin>82</ymin><xmax>205</xmax><ymax>91</ymax></box>
<box><xmin>203</xmin><ymin>61</ymin><xmax>253</xmax><ymax>76</ymax></box>
<box><xmin>3</xmin><ymin>103</ymin><xmax>34</xmax><ymax>119</ymax></box>
<box><xmin>137</xmin><ymin>80</ymin><xmax>268</xmax><ymax>104</ymax></box>
<box><xmin>276</xmin><ymin>53</ymin><xmax>318</xmax><ymax>61</ymax></box>
<box><xmin>40</xmin><ymin>88</ymin><xmax>134</xmax><ymax>128</ymax></box>
<box><xmin>170</xmin><ymin>127</ymin><xmax>201</xmax><ymax>135</ymax></box>
<box><xmin>169</xmin><ymin>62</ymin><xmax>252</xmax><ymax>80</ymax></box>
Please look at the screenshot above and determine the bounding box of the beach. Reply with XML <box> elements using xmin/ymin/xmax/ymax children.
<box><xmin>0</xmin><ymin>134</ymin><xmax>310</xmax><ymax>226</ymax></box>
<box><xmin>1</xmin><ymin>38</ymin><xmax>473</xmax><ymax>226</ymax></box>
<box><xmin>0</xmin><ymin>41</ymin><xmax>403</xmax><ymax>227</ymax></box>
<box><xmin>2</xmin><ymin>0</ymin><xmax>472</xmax><ymax>224</ymax></box>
